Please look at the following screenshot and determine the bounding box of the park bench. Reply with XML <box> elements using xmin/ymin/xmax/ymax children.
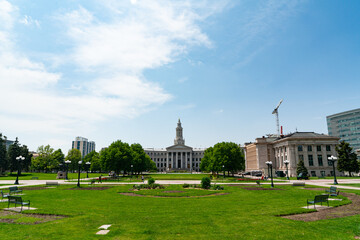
<box><xmin>7</xmin><ymin>196</ymin><xmax>30</xmax><ymax>212</ymax></box>
<box><xmin>325</xmin><ymin>186</ymin><xmax>340</xmax><ymax>197</ymax></box>
<box><xmin>46</xmin><ymin>181</ymin><xmax>59</xmax><ymax>186</ymax></box>
<box><xmin>292</xmin><ymin>182</ymin><xmax>305</xmax><ymax>186</ymax></box>
<box><xmin>307</xmin><ymin>194</ymin><xmax>329</xmax><ymax>209</ymax></box>
<box><xmin>9</xmin><ymin>186</ymin><xmax>22</xmax><ymax>195</ymax></box>
<box><xmin>31</xmin><ymin>177</ymin><xmax>38</xmax><ymax>180</ymax></box>
<box><xmin>1</xmin><ymin>190</ymin><xmax>9</xmax><ymax>200</ymax></box>
<box><xmin>89</xmin><ymin>180</ymin><xmax>95</xmax><ymax>185</ymax></box>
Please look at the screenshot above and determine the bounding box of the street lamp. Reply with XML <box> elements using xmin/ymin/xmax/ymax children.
<box><xmin>65</xmin><ymin>160</ymin><xmax>71</xmax><ymax>180</ymax></box>
<box><xmin>266</xmin><ymin>161</ymin><xmax>274</xmax><ymax>188</ymax></box>
<box><xmin>328</xmin><ymin>155</ymin><xmax>338</xmax><ymax>185</ymax></box>
<box><xmin>222</xmin><ymin>165</ymin><xmax>225</xmax><ymax>178</ymax></box>
<box><xmin>284</xmin><ymin>160</ymin><xmax>290</xmax><ymax>180</ymax></box>
<box><xmin>14</xmin><ymin>155</ymin><xmax>25</xmax><ymax>185</ymax></box>
<box><xmin>86</xmin><ymin>162</ymin><xmax>91</xmax><ymax>178</ymax></box>
<box><xmin>77</xmin><ymin>160</ymin><xmax>82</xmax><ymax>187</ymax></box>
<box><xmin>131</xmin><ymin>165</ymin><xmax>133</xmax><ymax>176</ymax></box>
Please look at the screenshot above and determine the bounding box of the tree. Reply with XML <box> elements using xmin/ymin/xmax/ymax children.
<box><xmin>131</xmin><ymin>143</ymin><xmax>148</xmax><ymax>174</ymax></box>
<box><xmin>84</xmin><ymin>151</ymin><xmax>101</xmax><ymax>172</ymax></box>
<box><xmin>7</xmin><ymin>138</ymin><xmax>21</xmax><ymax>174</ymax></box>
<box><xmin>101</xmin><ymin>140</ymin><xmax>132</xmax><ymax>175</ymax></box>
<box><xmin>200</xmin><ymin>142</ymin><xmax>245</xmax><ymax>175</ymax></box>
<box><xmin>31</xmin><ymin>145</ymin><xmax>54</xmax><ymax>172</ymax></box>
<box><xmin>0</xmin><ymin>133</ymin><xmax>8</xmax><ymax>174</ymax></box>
<box><xmin>52</xmin><ymin>149</ymin><xmax>65</xmax><ymax>170</ymax></box>
<box><xmin>336</xmin><ymin>141</ymin><xmax>359</xmax><ymax>176</ymax></box>
<box><xmin>20</xmin><ymin>145</ymin><xmax>32</xmax><ymax>172</ymax></box>
<box><xmin>65</xmin><ymin>149</ymin><xmax>82</xmax><ymax>171</ymax></box>
<box><xmin>296</xmin><ymin>159</ymin><xmax>308</xmax><ymax>177</ymax></box>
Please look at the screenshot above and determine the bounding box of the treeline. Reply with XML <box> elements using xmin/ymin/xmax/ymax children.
<box><xmin>200</xmin><ymin>142</ymin><xmax>245</xmax><ymax>175</ymax></box>
<box><xmin>0</xmin><ymin>134</ymin><xmax>32</xmax><ymax>175</ymax></box>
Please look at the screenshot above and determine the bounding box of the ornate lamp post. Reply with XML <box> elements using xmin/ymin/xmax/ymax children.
<box><xmin>14</xmin><ymin>155</ymin><xmax>25</xmax><ymax>185</ymax></box>
<box><xmin>328</xmin><ymin>155</ymin><xmax>338</xmax><ymax>185</ymax></box>
<box><xmin>284</xmin><ymin>160</ymin><xmax>290</xmax><ymax>180</ymax></box>
<box><xmin>86</xmin><ymin>162</ymin><xmax>91</xmax><ymax>178</ymax></box>
<box><xmin>266</xmin><ymin>161</ymin><xmax>274</xmax><ymax>188</ymax></box>
<box><xmin>65</xmin><ymin>160</ymin><xmax>71</xmax><ymax>180</ymax></box>
<box><xmin>77</xmin><ymin>161</ymin><xmax>82</xmax><ymax>187</ymax></box>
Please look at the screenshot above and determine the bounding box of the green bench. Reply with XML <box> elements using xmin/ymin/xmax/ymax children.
<box><xmin>31</xmin><ymin>177</ymin><xmax>39</xmax><ymax>180</ymax></box>
<box><xmin>7</xmin><ymin>196</ymin><xmax>30</xmax><ymax>212</ymax></box>
<box><xmin>1</xmin><ymin>190</ymin><xmax>9</xmax><ymax>200</ymax></box>
<box><xmin>46</xmin><ymin>181</ymin><xmax>59</xmax><ymax>186</ymax></box>
<box><xmin>307</xmin><ymin>194</ymin><xmax>329</xmax><ymax>209</ymax></box>
<box><xmin>325</xmin><ymin>186</ymin><xmax>339</xmax><ymax>197</ymax></box>
<box><xmin>9</xmin><ymin>186</ymin><xmax>22</xmax><ymax>195</ymax></box>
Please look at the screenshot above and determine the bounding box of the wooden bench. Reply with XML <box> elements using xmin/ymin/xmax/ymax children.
<box><xmin>325</xmin><ymin>186</ymin><xmax>340</xmax><ymax>197</ymax></box>
<box><xmin>307</xmin><ymin>194</ymin><xmax>329</xmax><ymax>209</ymax></box>
<box><xmin>1</xmin><ymin>190</ymin><xmax>9</xmax><ymax>200</ymax></box>
<box><xmin>293</xmin><ymin>182</ymin><xmax>305</xmax><ymax>186</ymax></box>
<box><xmin>9</xmin><ymin>186</ymin><xmax>22</xmax><ymax>195</ymax></box>
<box><xmin>46</xmin><ymin>181</ymin><xmax>59</xmax><ymax>186</ymax></box>
<box><xmin>7</xmin><ymin>196</ymin><xmax>30</xmax><ymax>212</ymax></box>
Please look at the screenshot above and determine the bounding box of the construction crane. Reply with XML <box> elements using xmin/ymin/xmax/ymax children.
<box><xmin>272</xmin><ymin>99</ymin><xmax>283</xmax><ymax>136</ymax></box>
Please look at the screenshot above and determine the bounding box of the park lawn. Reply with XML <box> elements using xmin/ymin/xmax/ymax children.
<box><xmin>0</xmin><ymin>184</ymin><xmax>358</xmax><ymax>239</ymax></box>
<box><xmin>0</xmin><ymin>172</ymin><xmax>100</xmax><ymax>181</ymax></box>
<box><xmin>337</xmin><ymin>183</ymin><xmax>360</xmax><ymax>188</ymax></box>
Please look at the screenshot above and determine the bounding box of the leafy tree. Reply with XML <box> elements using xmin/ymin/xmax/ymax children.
<box><xmin>31</xmin><ymin>145</ymin><xmax>54</xmax><ymax>172</ymax></box>
<box><xmin>200</xmin><ymin>142</ymin><xmax>245</xmax><ymax>175</ymax></box>
<box><xmin>65</xmin><ymin>149</ymin><xmax>82</xmax><ymax>171</ymax></box>
<box><xmin>131</xmin><ymin>143</ymin><xmax>149</xmax><ymax>174</ymax></box>
<box><xmin>7</xmin><ymin>138</ymin><xmax>21</xmax><ymax>173</ymax></box>
<box><xmin>145</xmin><ymin>155</ymin><xmax>157</xmax><ymax>172</ymax></box>
<box><xmin>101</xmin><ymin>140</ymin><xmax>132</xmax><ymax>175</ymax></box>
<box><xmin>336</xmin><ymin>141</ymin><xmax>359</xmax><ymax>176</ymax></box>
<box><xmin>296</xmin><ymin>159</ymin><xmax>308</xmax><ymax>177</ymax></box>
<box><xmin>0</xmin><ymin>133</ymin><xmax>8</xmax><ymax>174</ymax></box>
<box><xmin>20</xmin><ymin>145</ymin><xmax>32</xmax><ymax>172</ymax></box>
<box><xmin>84</xmin><ymin>151</ymin><xmax>101</xmax><ymax>172</ymax></box>
<box><xmin>52</xmin><ymin>149</ymin><xmax>65</xmax><ymax>170</ymax></box>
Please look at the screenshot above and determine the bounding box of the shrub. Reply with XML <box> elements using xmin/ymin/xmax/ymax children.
<box><xmin>212</xmin><ymin>185</ymin><xmax>224</xmax><ymax>190</ymax></box>
<box><xmin>183</xmin><ymin>183</ymin><xmax>190</xmax><ymax>188</ymax></box>
<box><xmin>148</xmin><ymin>177</ymin><xmax>155</xmax><ymax>185</ymax></box>
<box><xmin>201</xmin><ymin>177</ymin><xmax>211</xmax><ymax>189</ymax></box>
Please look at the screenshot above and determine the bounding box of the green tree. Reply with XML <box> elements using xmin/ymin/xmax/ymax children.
<box><xmin>84</xmin><ymin>151</ymin><xmax>101</xmax><ymax>172</ymax></box>
<box><xmin>145</xmin><ymin>155</ymin><xmax>157</xmax><ymax>172</ymax></box>
<box><xmin>31</xmin><ymin>145</ymin><xmax>54</xmax><ymax>172</ymax></box>
<box><xmin>7</xmin><ymin>138</ymin><xmax>21</xmax><ymax>173</ymax></box>
<box><xmin>101</xmin><ymin>140</ymin><xmax>132</xmax><ymax>175</ymax></box>
<box><xmin>131</xmin><ymin>143</ymin><xmax>148</xmax><ymax>174</ymax></box>
<box><xmin>336</xmin><ymin>141</ymin><xmax>359</xmax><ymax>176</ymax></box>
<box><xmin>0</xmin><ymin>134</ymin><xmax>8</xmax><ymax>174</ymax></box>
<box><xmin>52</xmin><ymin>149</ymin><xmax>65</xmax><ymax>170</ymax></box>
<box><xmin>296</xmin><ymin>159</ymin><xmax>308</xmax><ymax>177</ymax></box>
<box><xmin>20</xmin><ymin>145</ymin><xmax>32</xmax><ymax>172</ymax></box>
<box><xmin>65</xmin><ymin>149</ymin><xmax>82</xmax><ymax>171</ymax></box>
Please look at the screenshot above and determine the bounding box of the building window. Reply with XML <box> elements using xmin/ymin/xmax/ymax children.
<box><xmin>327</xmin><ymin>155</ymin><xmax>332</xmax><ymax>166</ymax></box>
<box><xmin>326</xmin><ymin>145</ymin><xmax>331</xmax><ymax>151</ymax></box>
<box><xmin>299</xmin><ymin>155</ymin><xmax>304</xmax><ymax>161</ymax></box>
<box><xmin>308</xmin><ymin>155</ymin><xmax>314</xmax><ymax>166</ymax></box>
<box><xmin>318</xmin><ymin>155</ymin><xmax>323</xmax><ymax>166</ymax></box>
<box><xmin>298</xmin><ymin>145</ymin><xmax>303</xmax><ymax>151</ymax></box>
<box><xmin>320</xmin><ymin>171</ymin><xmax>325</xmax><ymax>177</ymax></box>
<box><xmin>311</xmin><ymin>171</ymin><xmax>316</xmax><ymax>177</ymax></box>
<box><xmin>317</xmin><ymin>145</ymin><xmax>321</xmax><ymax>151</ymax></box>
<box><xmin>330</xmin><ymin>171</ymin><xmax>334</xmax><ymax>176</ymax></box>
<box><xmin>307</xmin><ymin>145</ymin><xmax>312</xmax><ymax>152</ymax></box>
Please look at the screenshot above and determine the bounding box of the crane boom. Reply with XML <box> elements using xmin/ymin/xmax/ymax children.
<box><xmin>272</xmin><ymin>99</ymin><xmax>283</xmax><ymax>136</ymax></box>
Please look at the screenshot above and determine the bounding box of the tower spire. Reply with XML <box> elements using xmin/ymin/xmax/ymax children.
<box><xmin>174</xmin><ymin>118</ymin><xmax>185</xmax><ymax>145</ymax></box>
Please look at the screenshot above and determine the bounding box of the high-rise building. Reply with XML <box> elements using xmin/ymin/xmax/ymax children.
<box><xmin>327</xmin><ymin>108</ymin><xmax>360</xmax><ymax>151</ymax></box>
<box><xmin>72</xmin><ymin>136</ymin><xmax>96</xmax><ymax>157</ymax></box>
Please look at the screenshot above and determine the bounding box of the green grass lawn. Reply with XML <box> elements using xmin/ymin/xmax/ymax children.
<box><xmin>0</xmin><ymin>184</ymin><xmax>358</xmax><ymax>239</ymax></box>
<box><xmin>337</xmin><ymin>183</ymin><xmax>360</xmax><ymax>188</ymax></box>
<box><xmin>0</xmin><ymin>172</ymin><xmax>101</xmax><ymax>181</ymax></box>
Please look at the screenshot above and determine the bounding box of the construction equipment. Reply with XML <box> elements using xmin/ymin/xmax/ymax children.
<box><xmin>272</xmin><ymin>99</ymin><xmax>283</xmax><ymax>136</ymax></box>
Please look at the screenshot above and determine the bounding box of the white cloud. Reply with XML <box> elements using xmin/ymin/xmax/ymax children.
<box><xmin>19</xmin><ymin>15</ymin><xmax>40</xmax><ymax>28</ymax></box>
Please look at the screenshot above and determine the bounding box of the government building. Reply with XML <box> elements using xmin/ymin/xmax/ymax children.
<box><xmin>245</xmin><ymin>132</ymin><xmax>342</xmax><ymax>177</ymax></box>
<box><xmin>144</xmin><ymin>119</ymin><xmax>205</xmax><ymax>172</ymax></box>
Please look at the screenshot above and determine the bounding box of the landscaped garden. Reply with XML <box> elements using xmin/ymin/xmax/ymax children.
<box><xmin>0</xmin><ymin>183</ymin><xmax>359</xmax><ymax>239</ymax></box>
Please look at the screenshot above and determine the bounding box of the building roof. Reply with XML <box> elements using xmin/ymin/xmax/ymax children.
<box><xmin>326</xmin><ymin>108</ymin><xmax>360</xmax><ymax>119</ymax></box>
<box><xmin>282</xmin><ymin>132</ymin><xmax>334</xmax><ymax>139</ymax></box>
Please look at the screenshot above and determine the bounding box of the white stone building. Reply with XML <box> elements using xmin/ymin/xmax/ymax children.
<box><xmin>245</xmin><ymin>132</ymin><xmax>342</xmax><ymax>177</ymax></box>
<box><xmin>144</xmin><ymin>119</ymin><xmax>205</xmax><ymax>172</ymax></box>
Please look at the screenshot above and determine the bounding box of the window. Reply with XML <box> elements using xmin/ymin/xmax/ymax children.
<box><xmin>311</xmin><ymin>171</ymin><xmax>316</xmax><ymax>177</ymax></box>
<box><xmin>299</xmin><ymin>155</ymin><xmax>304</xmax><ymax>161</ymax></box>
<box><xmin>318</xmin><ymin>155</ymin><xmax>323</xmax><ymax>166</ymax></box>
<box><xmin>320</xmin><ymin>171</ymin><xmax>325</xmax><ymax>177</ymax></box>
<box><xmin>326</xmin><ymin>145</ymin><xmax>331</xmax><ymax>151</ymax></box>
<box><xmin>308</xmin><ymin>155</ymin><xmax>314</xmax><ymax>166</ymax></box>
<box><xmin>308</xmin><ymin>145</ymin><xmax>312</xmax><ymax>152</ymax></box>
<box><xmin>298</xmin><ymin>145</ymin><xmax>303</xmax><ymax>151</ymax></box>
<box><xmin>317</xmin><ymin>145</ymin><xmax>321</xmax><ymax>151</ymax></box>
<box><xmin>327</xmin><ymin>155</ymin><xmax>332</xmax><ymax>166</ymax></box>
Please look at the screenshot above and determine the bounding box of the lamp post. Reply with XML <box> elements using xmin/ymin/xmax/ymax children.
<box><xmin>222</xmin><ymin>165</ymin><xmax>225</xmax><ymax>179</ymax></box>
<box><xmin>65</xmin><ymin>160</ymin><xmax>71</xmax><ymax>180</ymax></box>
<box><xmin>77</xmin><ymin>161</ymin><xmax>82</xmax><ymax>187</ymax></box>
<box><xmin>86</xmin><ymin>162</ymin><xmax>91</xmax><ymax>178</ymax></box>
<box><xmin>328</xmin><ymin>155</ymin><xmax>338</xmax><ymax>185</ymax></box>
<box><xmin>14</xmin><ymin>155</ymin><xmax>25</xmax><ymax>185</ymax></box>
<box><xmin>131</xmin><ymin>165</ymin><xmax>133</xmax><ymax>176</ymax></box>
<box><xmin>284</xmin><ymin>160</ymin><xmax>290</xmax><ymax>180</ymax></box>
<box><xmin>266</xmin><ymin>161</ymin><xmax>274</xmax><ymax>188</ymax></box>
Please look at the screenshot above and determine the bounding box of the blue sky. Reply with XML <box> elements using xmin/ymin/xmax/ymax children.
<box><xmin>0</xmin><ymin>0</ymin><xmax>359</xmax><ymax>153</ymax></box>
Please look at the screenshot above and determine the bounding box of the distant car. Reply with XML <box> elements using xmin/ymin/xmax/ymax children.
<box><xmin>254</xmin><ymin>172</ymin><xmax>262</xmax><ymax>177</ymax></box>
<box><xmin>297</xmin><ymin>173</ymin><xmax>309</xmax><ymax>180</ymax></box>
<box><xmin>243</xmin><ymin>172</ymin><xmax>251</xmax><ymax>175</ymax></box>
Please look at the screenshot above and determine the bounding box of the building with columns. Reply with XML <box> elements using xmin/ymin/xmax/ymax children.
<box><xmin>144</xmin><ymin>119</ymin><xmax>205</xmax><ymax>172</ymax></box>
<box><xmin>245</xmin><ymin>132</ymin><xmax>342</xmax><ymax>177</ymax></box>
